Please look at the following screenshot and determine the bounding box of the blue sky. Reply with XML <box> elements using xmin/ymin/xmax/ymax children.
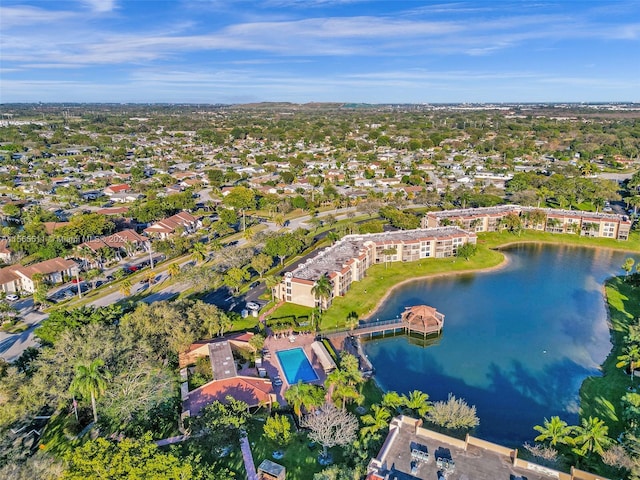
<box><xmin>1</xmin><ymin>0</ymin><xmax>639</xmax><ymax>103</ymax></box>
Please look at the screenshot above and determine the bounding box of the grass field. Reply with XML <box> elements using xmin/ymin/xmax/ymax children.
<box><xmin>579</xmin><ymin>276</ymin><xmax>640</xmax><ymax>438</ymax></box>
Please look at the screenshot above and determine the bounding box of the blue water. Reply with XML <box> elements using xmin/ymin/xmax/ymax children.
<box><xmin>276</xmin><ymin>347</ymin><xmax>319</xmax><ymax>384</ymax></box>
<box><xmin>363</xmin><ymin>244</ymin><xmax>639</xmax><ymax>446</ymax></box>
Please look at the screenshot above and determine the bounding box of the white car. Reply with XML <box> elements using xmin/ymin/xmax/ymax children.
<box><xmin>6</xmin><ymin>294</ymin><xmax>19</xmax><ymax>301</ymax></box>
<box><xmin>246</xmin><ymin>301</ymin><xmax>260</xmax><ymax>311</ymax></box>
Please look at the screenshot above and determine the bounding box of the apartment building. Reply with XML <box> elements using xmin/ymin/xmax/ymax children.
<box><xmin>275</xmin><ymin>227</ymin><xmax>476</xmax><ymax>308</ymax></box>
<box><xmin>422</xmin><ymin>205</ymin><xmax>632</xmax><ymax>240</ymax></box>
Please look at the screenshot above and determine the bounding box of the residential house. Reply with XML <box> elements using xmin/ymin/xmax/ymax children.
<box><xmin>78</xmin><ymin>229</ymin><xmax>149</xmax><ymax>262</ymax></box>
<box><xmin>0</xmin><ymin>257</ymin><xmax>79</xmax><ymax>293</ymax></box>
<box><xmin>103</xmin><ymin>184</ymin><xmax>131</xmax><ymax>196</ymax></box>
<box><xmin>0</xmin><ymin>239</ymin><xmax>14</xmax><ymax>263</ymax></box>
<box><xmin>143</xmin><ymin>211</ymin><xmax>201</xmax><ymax>239</ymax></box>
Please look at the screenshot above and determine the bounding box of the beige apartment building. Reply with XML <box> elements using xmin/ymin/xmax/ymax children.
<box><xmin>275</xmin><ymin>227</ymin><xmax>476</xmax><ymax>308</ymax></box>
<box><xmin>422</xmin><ymin>205</ymin><xmax>632</xmax><ymax>240</ymax></box>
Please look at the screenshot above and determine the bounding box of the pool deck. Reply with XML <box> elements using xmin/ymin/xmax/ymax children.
<box><xmin>263</xmin><ymin>332</ymin><xmax>327</xmax><ymax>405</ymax></box>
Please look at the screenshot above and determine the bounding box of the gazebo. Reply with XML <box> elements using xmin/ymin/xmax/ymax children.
<box><xmin>258</xmin><ymin>459</ymin><xmax>286</xmax><ymax>480</ymax></box>
<box><xmin>401</xmin><ymin>305</ymin><xmax>445</xmax><ymax>338</ymax></box>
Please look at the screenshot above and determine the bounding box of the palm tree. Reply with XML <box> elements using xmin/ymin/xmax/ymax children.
<box><xmin>380</xmin><ymin>247</ymin><xmax>397</xmax><ymax>269</ymax></box>
<box><xmin>572</xmin><ymin>416</ymin><xmax>611</xmax><ymax>459</ymax></box>
<box><xmin>70</xmin><ymin>359</ymin><xmax>111</xmax><ymax>424</ymax></box>
<box><xmin>325</xmin><ymin>369</ymin><xmax>363</xmax><ymax>409</ymax></box>
<box><xmin>284</xmin><ymin>382</ymin><xmax>323</xmax><ymax>417</ymax></box>
<box><xmin>402</xmin><ymin>390</ymin><xmax>431</xmax><ymax>418</ymax></box>
<box><xmin>119</xmin><ymin>279</ymin><xmax>132</xmax><ymax>297</ymax></box>
<box><xmin>360</xmin><ymin>404</ymin><xmax>391</xmax><ymax>439</ymax></box>
<box><xmin>143</xmin><ymin>270</ymin><xmax>156</xmax><ymax>287</ymax></box>
<box><xmin>167</xmin><ymin>262</ymin><xmax>180</xmax><ymax>278</ymax></box>
<box><xmin>327</xmin><ymin>231</ymin><xmax>339</xmax><ymax>245</ymax></box>
<box><xmin>381</xmin><ymin>391</ymin><xmax>404</xmax><ymax>414</ymax></box>
<box><xmin>191</xmin><ymin>242</ymin><xmax>207</xmax><ymax>264</ymax></box>
<box><xmin>264</xmin><ymin>275</ymin><xmax>280</xmax><ymax>303</ymax></box>
<box><xmin>533</xmin><ymin>416</ymin><xmax>573</xmax><ymax>446</ymax></box>
<box><xmin>311</xmin><ymin>275</ymin><xmax>332</xmax><ymax>312</ymax></box>
<box><xmin>616</xmin><ymin>344</ymin><xmax>640</xmax><ymax>390</ymax></box>
<box><xmin>622</xmin><ymin>257</ymin><xmax>635</xmax><ymax>277</ymax></box>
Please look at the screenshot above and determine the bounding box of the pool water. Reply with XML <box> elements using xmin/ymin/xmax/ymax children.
<box><xmin>276</xmin><ymin>348</ymin><xmax>319</xmax><ymax>384</ymax></box>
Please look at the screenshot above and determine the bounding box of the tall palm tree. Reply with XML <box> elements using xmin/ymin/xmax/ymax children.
<box><xmin>380</xmin><ymin>247</ymin><xmax>397</xmax><ymax>269</ymax></box>
<box><xmin>264</xmin><ymin>275</ymin><xmax>280</xmax><ymax>303</ymax></box>
<box><xmin>360</xmin><ymin>404</ymin><xmax>391</xmax><ymax>439</ymax></box>
<box><xmin>381</xmin><ymin>391</ymin><xmax>404</xmax><ymax>414</ymax></box>
<box><xmin>284</xmin><ymin>382</ymin><xmax>323</xmax><ymax>417</ymax></box>
<box><xmin>191</xmin><ymin>242</ymin><xmax>207</xmax><ymax>264</ymax></box>
<box><xmin>70</xmin><ymin>359</ymin><xmax>111</xmax><ymax>424</ymax></box>
<box><xmin>533</xmin><ymin>416</ymin><xmax>573</xmax><ymax>446</ymax></box>
<box><xmin>616</xmin><ymin>344</ymin><xmax>640</xmax><ymax>389</ymax></box>
<box><xmin>311</xmin><ymin>275</ymin><xmax>332</xmax><ymax>312</ymax></box>
<box><xmin>167</xmin><ymin>262</ymin><xmax>180</xmax><ymax>278</ymax></box>
<box><xmin>119</xmin><ymin>279</ymin><xmax>132</xmax><ymax>297</ymax></box>
<box><xmin>402</xmin><ymin>390</ymin><xmax>431</xmax><ymax>418</ymax></box>
<box><xmin>572</xmin><ymin>416</ymin><xmax>611</xmax><ymax>458</ymax></box>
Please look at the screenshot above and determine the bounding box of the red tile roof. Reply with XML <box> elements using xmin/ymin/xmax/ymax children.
<box><xmin>187</xmin><ymin>376</ymin><xmax>273</xmax><ymax>414</ymax></box>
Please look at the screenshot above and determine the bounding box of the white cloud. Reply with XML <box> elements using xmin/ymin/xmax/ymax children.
<box><xmin>80</xmin><ymin>0</ymin><xmax>118</xmax><ymax>13</ymax></box>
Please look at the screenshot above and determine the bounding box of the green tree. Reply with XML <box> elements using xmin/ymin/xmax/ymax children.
<box><xmin>225</xmin><ymin>267</ymin><xmax>249</xmax><ymax>293</ymax></box>
<box><xmin>119</xmin><ymin>279</ymin><xmax>132</xmax><ymax>297</ymax></box>
<box><xmin>251</xmin><ymin>253</ymin><xmax>273</xmax><ymax>279</ymax></box>
<box><xmin>223</xmin><ymin>186</ymin><xmax>256</xmax><ymax>231</ymax></box>
<box><xmin>263</xmin><ymin>414</ymin><xmax>293</xmax><ymax>447</ymax></box>
<box><xmin>623</xmin><ymin>257</ymin><xmax>636</xmax><ymax>277</ymax></box>
<box><xmin>70</xmin><ymin>358</ymin><xmax>111</xmax><ymax>424</ymax></box>
<box><xmin>533</xmin><ymin>416</ymin><xmax>573</xmax><ymax>447</ymax></box>
<box><xmin>380</xmin><ymin>247</ymin><xmax>397</xmax><ymax>269</ymax></box>
<box><xmin>167</xmin><ymin>262</ymin><xmax>180</xmax><ymax>278</ymax></box>
<box><xmin>265</xmin><ymin>275</ymin><xmax>280</xmax><ymax>302</ymax></box>
<box><xmin>63</xmin><ymin>435</ymin><xmax>193</xmax><ymax>480</ymax></box>
<box><xmin>572</xmin><ymin>416</ymin><xmax>611</xmax><ymax>459</ymax></box>
<box><xmin>402</xmin><ymin>390</ymin><xmax>431</xmax><ymax>418</ymax></box>
<box><xmin>190</xmin><ymin>242</ymin><xmax>207</xmax><ymax>264</ymax></box>
<box><xmin>456</xmin><ymin>242</ymin><xmax>478</xmax><ymax>261</ymax></box>
<box><xmin>617</xmin><ymin>344</ymin><xmax>640</xmax><ymax>389</ymax></box>
<box><xmin>360</xmin><ymin>404</ymin><xmax>391</xmax><ymax>440</ymax></box>
<box><xmin>284</xmin><ymin>381</ymin><xmax>324</xmax><ymax>418</ymax></box>
<box><xmin>311</xmin><ymin>275</ymin><xmax>333</xmax><ymax>312</ymax></box>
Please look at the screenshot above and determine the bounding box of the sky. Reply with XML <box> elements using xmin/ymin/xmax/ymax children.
<box><xmin>1</xmin><ymin>0</ymin><xmax>639</xmax><ymax>104</ymax></box>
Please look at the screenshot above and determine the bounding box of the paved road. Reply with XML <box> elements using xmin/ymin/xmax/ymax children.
<box><xmin>0</xmin><ymin>205</ymin><xmax>366</xmax><ymax>362</ymax></box>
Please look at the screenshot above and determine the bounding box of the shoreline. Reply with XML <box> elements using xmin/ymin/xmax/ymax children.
<box><xmin>363</xmin><ymin>250</ymin><xmax>511</xmax><ymax>321</ymax></box>
<box><xmin>361</xmin><ymin>238</ymin><xmax>639</xmax><ymax>322</ymax></box>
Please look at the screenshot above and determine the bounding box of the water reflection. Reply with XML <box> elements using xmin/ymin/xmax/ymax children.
<box><xmin>364</xmin><ymin>244</ymin><xmax>639</xmax><ymax>446</ymax></box>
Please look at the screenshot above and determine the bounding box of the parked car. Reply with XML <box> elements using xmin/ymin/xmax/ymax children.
<box><xmin>246</xmin><ymin>301</ymin><xmax>260</xmax><ymax>311</ymax></box>
<box><xmin>6</xmin><ymin>294</ymin><xmax>19</xmax><ymax>302</ymax></box>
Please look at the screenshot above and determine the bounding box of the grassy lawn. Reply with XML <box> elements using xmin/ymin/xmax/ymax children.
<box><xmin>479</xmin><ymin>230</ymin><xmax>640</xmax><ymax>252</ymax></box>
<box><xmin>320</xmin><ymin>246</ymin><xmax>504</xmax><ymax>329</ymax></box>
<box><xmin>244</xmin><ymin>416</ymin><xmax>344</xmax><ymax>480</ymax></box>
<box><xmin>579</xmin><ymin>276</ymin><xmax>640</xmax><ymax>437</ymax></box>
<box><xmin>267</xmin><ymin>302</ymin><xmax>313</xmax><ymax>321</ymax></box>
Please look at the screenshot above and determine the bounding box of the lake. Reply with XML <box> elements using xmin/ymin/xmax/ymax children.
<box><xmin>363</xmin><ymin>244</ymin><xmax>639</xmax><ymax>446</ymax></box>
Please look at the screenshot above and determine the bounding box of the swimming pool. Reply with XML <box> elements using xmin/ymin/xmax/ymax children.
<box><xmin>276</xmin><ymin>348</ymin><xmax>319</xmax><ymax>384</ymax></box>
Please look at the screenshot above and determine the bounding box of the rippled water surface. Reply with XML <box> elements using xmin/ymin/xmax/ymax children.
<box><xmin>363</xmin><ymin>244</ymin><xmax>639</xmax><ymax>446</ymax></box>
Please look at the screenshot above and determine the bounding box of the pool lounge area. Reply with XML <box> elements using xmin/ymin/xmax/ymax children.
<box><xmin>276</xmin><ymin>347</ymin><xmax>319</xmax><ymax>384</ymax></box>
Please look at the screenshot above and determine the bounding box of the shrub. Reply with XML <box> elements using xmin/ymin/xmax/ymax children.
<box><xmin>426</xmin><ymin>393</ymin><xmax>479</xmax><ymax>430</ymax></box>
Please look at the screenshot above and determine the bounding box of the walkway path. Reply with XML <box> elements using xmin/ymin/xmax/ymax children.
<box><xmin>240</xmin><ymin>434</ymin><xmax>258</xmax><ymax>480</ymax></box>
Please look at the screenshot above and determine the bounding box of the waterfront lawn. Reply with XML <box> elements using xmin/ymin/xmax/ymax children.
<box><xmin>244</xmin><ymin>417</ymin><xmax>343</xmax><ymax>479</ymax></box>
<box><xmin>579</xmin><ymin>276</ymin><xmax>640</xmax><ymax>437</ymax></box>
<box><xmin>479</xmin><ymin>230</ymin><xmax>640</xmax><ymax>252</ymax></box>
<box><xmin>320</xmin><ymin>246</ymin><xmax>504</xmax><ymax>329</ymax></box>
<box><xmin>267</xmin><ymin>302</ymin><xmax>312</xmax><ymax>322</ymax></box>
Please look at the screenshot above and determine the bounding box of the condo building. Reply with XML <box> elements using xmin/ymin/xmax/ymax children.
<box><xmin>422</xmin><ymin>205</ymin><xmax>632</xmax><ymax>240</ymax></box>
<box><xmin>275</xmin><ymin>227</ymin><xmax>476</xmax><ymax>308</ymax></box>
